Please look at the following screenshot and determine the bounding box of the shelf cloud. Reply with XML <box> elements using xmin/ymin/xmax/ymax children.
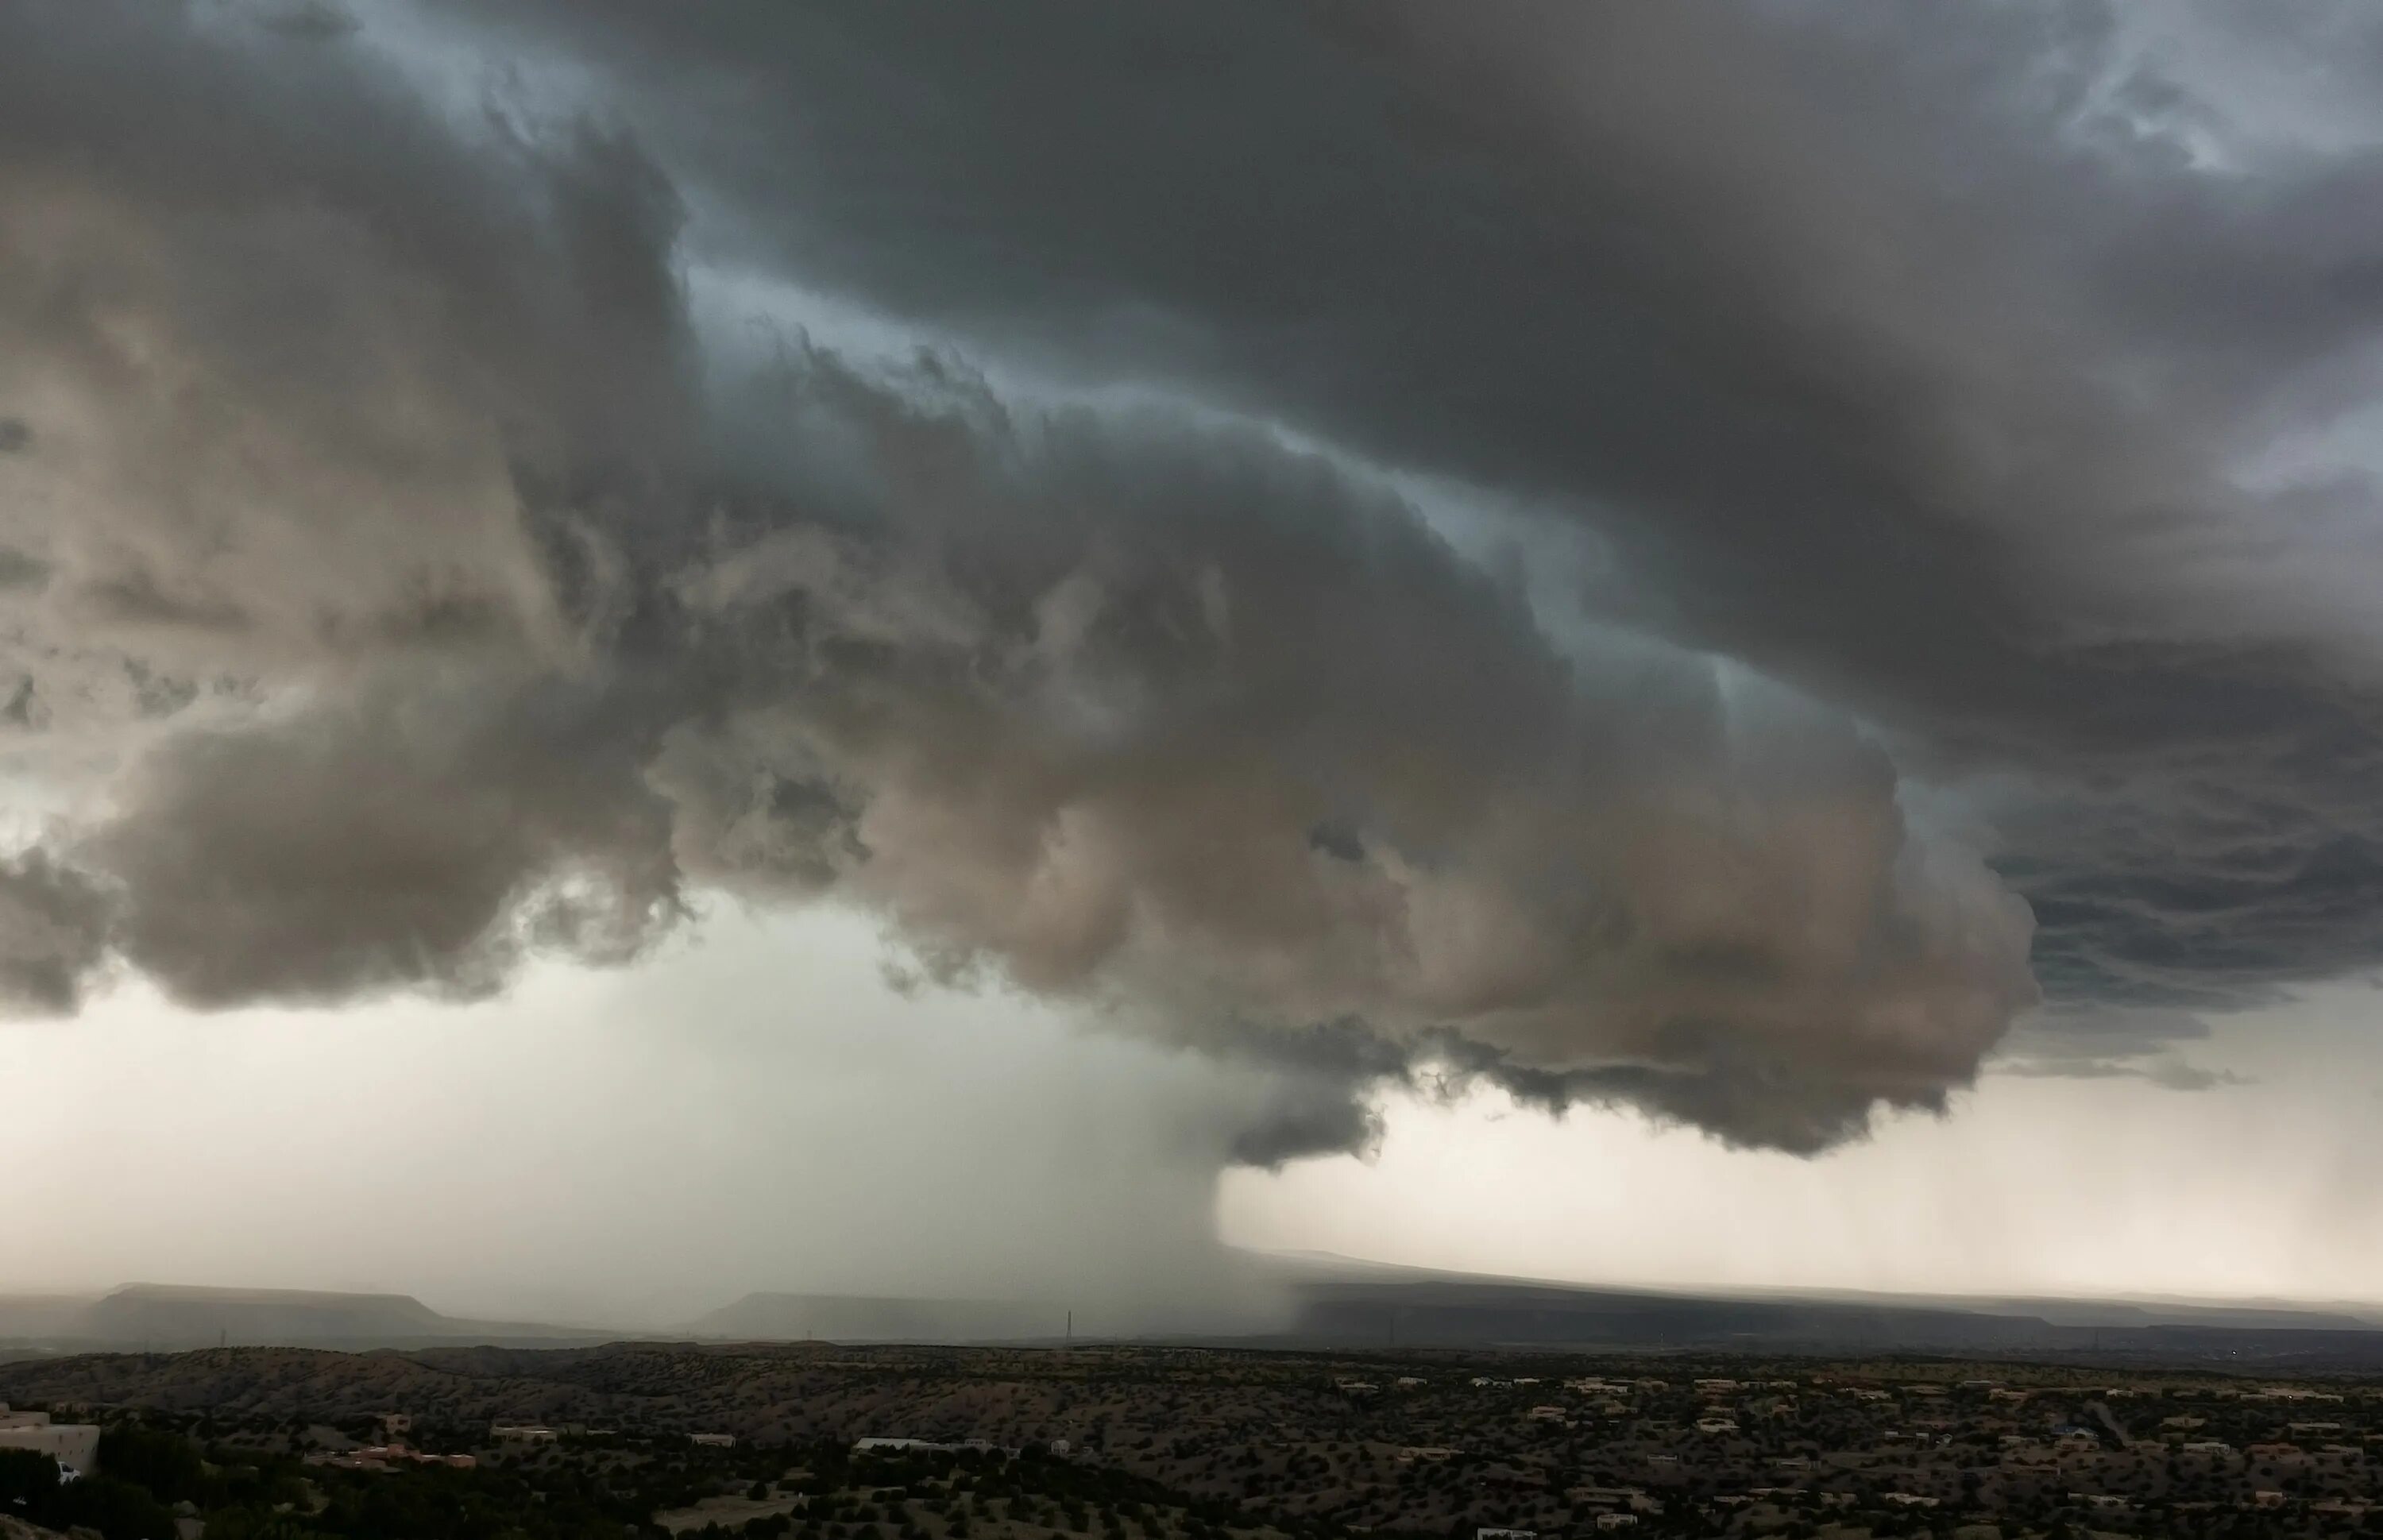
<box><xmin>10</xmin><ymin>0</ymin><xmax>2383</xmax><ymax>1160</ymax></box>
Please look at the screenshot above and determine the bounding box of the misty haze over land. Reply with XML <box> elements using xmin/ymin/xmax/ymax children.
<box><xmin>15</xmin><ymin>1261</ymin><xmax>2383</xmax><ymax>1375</ymax></box>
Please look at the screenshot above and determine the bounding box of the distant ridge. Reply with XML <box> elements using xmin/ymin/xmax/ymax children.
<box><xmin>1258</xmin><ymin>1251</ymin><xmax>2383</xmax><ymax>1335</ymax></box>
<box><xmin>0</xmin><ymin>1283</ymin><xmax>609</xmax><ymax>1352</ymax></box>
<box><xmin>10</xmin><ymin>1261</ymin><xmax>2382</xmax><ymax>1363</ymax></box>
<box><xmin>1257</xmin><ymin>1252</ymin><xmax>2383</xmax><ymax>1357</ymax></box>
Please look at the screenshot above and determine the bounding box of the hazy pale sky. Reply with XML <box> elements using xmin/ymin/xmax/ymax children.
<box><xmin>5</xmin><ymin>904</ymin><xmax>2378</xmax><ymax>1323</ymax></box>
<box><xmin>10</xmin><ymin>0</ymin><xmax>2383</xmax><ymax>1321</ymax></box>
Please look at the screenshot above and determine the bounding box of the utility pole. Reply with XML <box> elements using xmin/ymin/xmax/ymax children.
<box><xmin>1065</xmin><ymin>1310</ymin><xmax>1072</xmax><ymax>1346</ymax></box>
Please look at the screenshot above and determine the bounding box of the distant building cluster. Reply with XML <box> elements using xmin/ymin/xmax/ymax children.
<box><xmin>491</xmin><ymin>1423</ymin><xmax>560</xmax><ymax>1442</ymax></box>
<box><xmin>854</xmin><ymin>1437</ymin><xmax>1006</xmax><ymax>1454</ymax></box>
<box><xmin>14</xmin><ymin>1343</ymin><xmax>2383</xmax><ymax>1537</ymax></box>
<box><xmin>310</xmin><ymin>1442</ymin><xmax>477</xmax><ymax>1473</ymax></box>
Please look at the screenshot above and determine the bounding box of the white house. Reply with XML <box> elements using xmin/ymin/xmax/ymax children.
<box><xmin>0</xmin><ymin>1405</ymin><xmax>102</xmax><ymax>1478</ymax></box>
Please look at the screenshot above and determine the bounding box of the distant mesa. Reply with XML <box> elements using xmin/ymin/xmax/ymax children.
<box><xmin>0</xmin><ymin>1283</ymin><xmax>606</xmax><ymax>1353</ymax></box>
<box><xmin>85</xmin><ymin>1283</ymin><xmax>446</xmax><ymax>1343</ymax></box>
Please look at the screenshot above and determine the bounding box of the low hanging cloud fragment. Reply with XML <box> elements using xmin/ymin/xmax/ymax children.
<box><xmin>84</xmin><ymin>677</ymin><xmax>685</xmax><ymax>1008</ymax></box>
<box><xmin>0</xmin><ymin>851</ymin><xmax>114</xmax><ymax>1016</ymax></box>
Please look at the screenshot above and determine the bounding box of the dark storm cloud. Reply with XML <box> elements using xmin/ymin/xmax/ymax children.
<box><xmin>0</xmin><ymin>0</ymin><xmax>693</xmax><ymax>684</ymax></box>
<box><xmin>0</xmin><ymin>0</ymin><xmax>2047</xmax><ymax>1156</ymax></box>
<box><xmin>0</xmin><ymin>851</ymin><xmax>114</xmax><ymax>1015</ymax></box>
<box><xmin>1214</xmin><ymin>1018</ymin><xmax>1952</xmax><ymax>1159</ymax></box>
<box><xmin>429</xmin><ymin>0</ymin><xmax>2383</xmax><ymax>1067</ymax></box>
<box><xmin>10</xmin><ymin>0</ymin><xmax>2383</xmax><ymax>1156</ymax></box>
<box><xmin>0</xmin><ymin>0</ymin><xmax>705</xmax><ymax>994</ymax></box>
<box><xmin>84</xmin><ymin>676</ymin><xmax>685</xmax><ymax>1007</ymax></box>
<box><xmin>1991</xmin><ymin>1004</ymin><xmax>2248</xmax><ymax>1091</ymax></box>
<box><xmin>638</xmin><ymin>355</ymin><xmax>2035</xmax><ymax>1151</ymax></box>
<box><xmin>0</xmin><ymin>322</ymin><xmax>2045</xmax><ymax>1150</ymax></box>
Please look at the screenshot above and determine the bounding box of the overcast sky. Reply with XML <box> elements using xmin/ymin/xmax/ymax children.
<box><xmin>6</xmin><ymin>0</ymin><xmax>2383</xmax><ymax>1321</ymax></box>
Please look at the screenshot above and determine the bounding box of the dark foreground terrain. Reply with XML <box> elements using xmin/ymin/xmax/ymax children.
<box><xmin>4</xmin><ymin>1341</ymin><xmax>2381</xmax><ymax>1538</ymax></box>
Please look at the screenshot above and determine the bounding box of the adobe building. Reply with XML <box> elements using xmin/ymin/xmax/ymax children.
<box><xmin>0</xmin><ymin>1403</ymin><xmax>102</xmax><ymax>1476</ymax></box>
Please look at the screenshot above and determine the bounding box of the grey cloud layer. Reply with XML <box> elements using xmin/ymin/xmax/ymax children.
<box><xmin>655</xmin><ymin>364</ymin><xmax>2036</xmax><ymax>1154</ymax></box>
<box><xmin>6</xmin><ymin>0</ymin><xmax>2379</xmax><ymax>1155</ymax></box>
<box><xmin>441</xmin><ymin>0</ymin><xmax>2383</xmax><ymax>1044</ymax></box>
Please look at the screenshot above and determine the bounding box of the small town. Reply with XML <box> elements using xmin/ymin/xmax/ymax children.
<box><xmin>8</xmin><ymin>1344</ymin><xmax>2383</xmax><ymax>1538</ymax></box>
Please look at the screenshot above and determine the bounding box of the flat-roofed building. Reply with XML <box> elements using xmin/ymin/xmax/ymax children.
<box><xmin>0</xmin><ymin>1404</ymin><xmax>101</xmax><ymax>1476</ymax></box>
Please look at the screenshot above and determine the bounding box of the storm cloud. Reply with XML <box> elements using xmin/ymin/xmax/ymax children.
<box><xmin>435</xmin><ymin>0</ymin><xmax>2383</xmax><ymax>1051</ymax></box>
<box><xmin>10</xmin><ymin>0</ymin><xmax>2383</xmax><ymax>1157</ymax></box>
